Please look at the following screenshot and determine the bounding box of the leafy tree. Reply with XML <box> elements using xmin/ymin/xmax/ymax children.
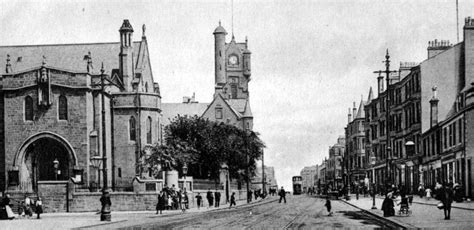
<box><xmin>143</xmin><ymin>115</ymin><xmax>265</xmax><ymax>180</ymax></box>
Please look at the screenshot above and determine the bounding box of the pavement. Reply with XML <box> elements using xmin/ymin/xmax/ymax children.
<box><xmin>0</xmin><ymin>197</ymin><xmax>268</xmax><ymax>230</ymax></box>
<box><xmin>340</xmin><ymin>193</ymin><xmax>474</xmax><ymax>229</ymax></box>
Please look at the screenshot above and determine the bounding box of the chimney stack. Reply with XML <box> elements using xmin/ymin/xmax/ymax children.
<box><xmin>427</xmin><ymin>39</ymin><xmax>452</xmax><ymax>59</ymax></box>
<box><xmin>464</xmin><ymin>17</ymin><xmax>474</xmax><ymax>88</ymax></box>
<box><xmin>430</xmin><ymin>86</ymin><xmax>439</xmax><ymax>127</ymax></box>
<box><xmin>348</xmin><ymin>108</ymin><xmax>352</xmax><ymax>123</ymax></box>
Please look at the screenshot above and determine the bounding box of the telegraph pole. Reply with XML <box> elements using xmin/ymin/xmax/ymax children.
<box><xmin>373</xmin><ymin>49</ymin><xmax>398</xmax><ymax>191</ymax></box>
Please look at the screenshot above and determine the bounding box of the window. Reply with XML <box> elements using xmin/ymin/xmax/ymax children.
<box><xmin>129</xmin><ymin>117</ymin><xmax>136</xmax><ymax>141</ymax></box>
<box><xmin>118</xmin><ymin>168</ymin><xmax>122</xmax><ymax>178</ymax></box>
<box><xmin>231</xmin><ymin>85</ymin><xmax>237</xmax><ymax>99</ymax></box>
<box><xmin>25</xmin><ymin>96</ymin><xmax>33</xmax><ymax>121</ymax></box>
<box><xmin>459</xmin><ymin>119</ymin><xmax>463</xmax><ymax>144</ymax></box>
<box><xmin>215</xmin><ymin>108</ymin><xmax>223</xmax><ymax>119</ymax></box>
<box><xmin>147</xmin><ymin>116</ymin><xmax>152</xmax><ymax>144</ymax></box>
<box><xmin>58</xmin><ymin>95</ymin><xmax>68</xmax><ymax>120</ymax></box>
<box><xmin>145</xmin><ymin>82</ymin><xmax>148</xmax><ymax>92</ymax></box>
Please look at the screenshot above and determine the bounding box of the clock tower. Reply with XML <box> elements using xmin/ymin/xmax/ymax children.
<box><xmin>213</xmin><ymin>22</ymin><xmax>252</xmax><ymax>100</ymax></box>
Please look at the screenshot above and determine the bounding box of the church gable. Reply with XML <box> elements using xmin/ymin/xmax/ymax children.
<box><xmin>202</xmin><ymin>94</ymin><xmax>240</xmax><ymax>125</ymax></box>
<box><xmin>133</xmin><ymin>32</ymin><xmax>157</xmax><ymax>94</ymax></box>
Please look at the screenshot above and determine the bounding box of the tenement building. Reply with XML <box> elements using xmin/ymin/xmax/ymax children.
<box><xmin>0</xmin><ymin>20</ymin><xmax>162</xmax><ymax>209</ymax></box>
<box><xmin>345</xmin><ymin>99</ymin><xmax>368</xmax><ymax>191</ymax></box>
<box><xmin>363</xmin><ymin>17</ymin><xmax>474</xmax><ymax>198</ymax></box>
<box><xmin>364</xmin><ymin>60</ymin><xmax>421</xmax><ymax>193</ymax></box>
<box><xmin>300</xmin><ymin>165</ymin><xmax>317</xmax><ymax>192</ymax></box>
<box><xmin>326</xmin><ymin>137</ymin><xmax>344</xmax><ymax>190</ymax></box>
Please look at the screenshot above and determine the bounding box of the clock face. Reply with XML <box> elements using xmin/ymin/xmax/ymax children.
<box><xmin>229</xmin><ymin>55</ymin><xmax>238</xmax><ymax>65</ymax></box>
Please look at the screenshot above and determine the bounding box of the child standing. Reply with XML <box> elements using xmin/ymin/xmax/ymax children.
<box><xmin>325</xmin><ymin>198</ymin><xmax>333</xmax><ymax>216</ymax></box>
<box><xmin>35</xmin><ymin>197</ymin><xmax>43</xmax><ymax>219</ymax></box>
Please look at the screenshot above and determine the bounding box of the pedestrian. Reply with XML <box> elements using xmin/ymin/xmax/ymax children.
<box><xmin>418</xmin><ymin>184</ymin><xmax>425</xmax><ymax>198</ymax></box>
<box><xmin>278</xmin><ymin>186</ymin><xmax>286</xmax><ymax>203</ymax></box>
<box><xmin>254</xmin><ymin>190</ymin><xmax>258</xmax><ymax>200</ymax></box>
<box><xmin>182</xmin><ymin>191</ymin><xmax>189</xmax><ymax>212</ymax></box>
<box><xmin>248</xmin><ymin>190</ymin><xmax>253</xmax><ymax>202</ymax></box>
<box><xmin>206</xmin><ymin>188</ymin><xmax>214</xmax><ymax>208</ymax></box>
<box><xmin>24</xmin><ymin>196</ymin><xmax>32</xmax><ymax>218</ymax></box>
<box><xmin>195</xmin><ymin>193</ymin><xmax>202</xmax><ymax>209</ymax></box>
<box><xmin>425</xmin><ymin>187</ymin><xmax>432</xmax><ymax>200</ymax></box>
<box><xmin>229</xmin><ymin>192</ymin><xmax>236</xmax><ymax>208</ymax></box>
<box><xmin>356</xmin><ymin>185</ymin><xmax>359</xmax><ymax>200</ymax></box>
<box><xmin>325</xmin><ymin>198</ymin><xmax>333</xmax><ymax>216</ymax></box>
<box><xmin>440</xmin><ymin>183</ymin><xmax>454</xmax><ymax>220</ymax></box>
<box><xmin>156</xmin><ymin>190</ymin><xmax>166</xmax><ymax>214</ymax></box>
<box><xmin>381</xmin><ymin>193</ymin><xmax>395</xmax><ymax>217</ymax></box>
<box><xmin>35</xmin><ymin>197</ymin><xmax>43</xmax><ymax>219</ymax></box>
<box><xmin>214</xmin><ymin>190</ymin><xmax>221</xmax><ymax>208</ymax></box>
<box><xmin>1</xmin><ymin>194</ymin><xmax>14</xmax><ymax>220</ymax></box>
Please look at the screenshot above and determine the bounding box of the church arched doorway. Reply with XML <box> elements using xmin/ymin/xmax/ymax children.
<box><xmin>15</xmin><ymin>132</ymin><xmax>77</xmax><ymax>192</ymax></box>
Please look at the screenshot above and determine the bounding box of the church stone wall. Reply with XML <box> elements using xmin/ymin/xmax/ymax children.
<box><xmin>4</xmin><ymin>86</ymin><xmax>91</xmax><ymax>186</ymax></box>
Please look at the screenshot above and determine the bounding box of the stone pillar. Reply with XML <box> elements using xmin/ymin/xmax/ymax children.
<box><xmin>165</xmin><ymin>170</ymin><xmax>179</xmax><ymax>188</ymax></box>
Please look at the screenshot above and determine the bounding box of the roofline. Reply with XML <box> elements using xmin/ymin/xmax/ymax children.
<box><xmin>0</xmin><ymin>41</ymin><xmax>141</xmax><ymax>48</ymax></box>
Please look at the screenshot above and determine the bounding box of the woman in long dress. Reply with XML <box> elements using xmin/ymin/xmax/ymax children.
<box><xmin>381</xmin><ymin>194</ymin><xmax>395</xmax><ymax>217</ymax></box>
<box><xmin>156</xmin><ymin>191</ymin><xmax>166</xmax><ymax>214</ymax></box>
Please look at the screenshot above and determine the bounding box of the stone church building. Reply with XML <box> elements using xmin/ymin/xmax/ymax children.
<box><xmin>0</xmin><ymin>20</ymin><xmax>162</xmax><ymax>194</ymax></box>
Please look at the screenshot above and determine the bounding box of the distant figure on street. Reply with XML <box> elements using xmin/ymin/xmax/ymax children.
<box><xmin>279</xmin><ymin>186</ymin><xmax>286</xmax><ymax>203</ymax></box>
<box><xmin>1</xmin><ymin>194</ymin><xmax>15</xmax><ymax>219</ymax></box>
<box><xmin>381</xmin><ymin>194</ymin><xmax>395</xmax><ymax>217</ymax></box>
<box><xmin>440</xmin><ymin>183</ymin><xmax>454</xmax><ymax>220</ymax></box>
<box><xmin>195</xmin><ymin>193</ymin><xmax>202</xmax><ymax>209</ymax></box>
<box><xmin>214</xmin><ymin>190</ymin><xmax>221</xmax><ymax>207</ymax></box>
<box><xmin>206</xmin><ymin>189</ymin><xmax>214</xmax><ymax>208</ymax></box>
<box><xmin>229</xmin><ymin>192</ymin><xmax>236</xmax><ymax>208</ymax></box>
<box><xmin>156</xmin><ymin>190</ymin><xmax>166</xmax><ymax>214</ymax></box>
<box><xmin>325</xmin><ymin>198</ymin><xmax>333</xmax><ymax>216</ymax></box>
<box><xmin>425</xmin><ymin>187</ymin><xmax>432</xmax><ymax>200</ymax></box>
<box><xmin>35</xmin><ymin>197</ymin><xmax>43</xmax><ymax>219</ymax></box>
<box><xmin>418</xmin><ymin>184</ymin><xmax>425</xmax><ymax>198</ymax></box>
<box><xmin>248</xmin><ymin>190</ymin><xmax>253</xmax><ymax>202</ymax></box>
<box><xmin>182</xmin><ymin>191</ymin><xmax>189</xmax><ymax>211</ymax></box>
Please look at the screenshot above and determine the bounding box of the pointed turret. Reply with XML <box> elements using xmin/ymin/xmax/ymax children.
<box><xmin>214</xmin><ymin>21</ymin><xmax>227</xmax><ymax>89</ymax></box>
<box><xmin>367</xmin><ymin>87</ymin><xmax>373</xmax><ymax>102</ymax></box>
<box><xmin>119</xmin><ymin>19</ymin><xmax>134</xmax><ymax>91</ymax></box>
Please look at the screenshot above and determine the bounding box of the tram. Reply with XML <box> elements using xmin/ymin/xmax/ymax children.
<box><xmin>292</xmin><ymin>176</ymin><xmax>302</xmax><ymax>195</ymax></box>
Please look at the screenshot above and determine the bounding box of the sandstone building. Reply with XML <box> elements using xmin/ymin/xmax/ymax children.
<box><xmin>0</xmin><ymin>20</ymin><xmax>161</xmax><ymax>196</ymax></box>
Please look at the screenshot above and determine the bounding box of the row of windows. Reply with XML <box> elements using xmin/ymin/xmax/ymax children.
<box><xmin>129</xmin><ymin>116</ymin><xmax>158</xmax><ymax>144</ymax></box>
<box><xmin>24</xmin><ymin>95</ymin><xmax>67</xmax><ymax>121</ymax></box>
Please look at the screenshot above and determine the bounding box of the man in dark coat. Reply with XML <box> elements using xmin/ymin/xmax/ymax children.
<box><xmin>206</xmin><ymin>189</ymin><xmax>214</xmax><ymax>208</ymax></box>
<box><xmin>279</xmin><ymin>186</ymin><xmax>286</xmax><ymax>203</ymax></box>
<box><xmin>214</xmin><ymin>190</ymin><xmax>221</xmax><ymax>207</ymax></box>
<box><xmin>441</xmin><ymin>183</ymin><xmax>454</xmax><ymax>220</ymax></box>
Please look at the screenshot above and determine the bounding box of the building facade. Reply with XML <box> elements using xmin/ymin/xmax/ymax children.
<box><xmin>345</xmin><ymin>100</ymin><xmax>368</xmax><ymax>190</ymax></box>
<box><xmin>326</xmin><ymin>137</ymin><xmax>344</xmax><ymax>190</ymax></box>
<box><xmin>0</xmin><ymin>20</ymin><xmax>162</xmax><ymax>193</ymax></box>
<box><xmin>300</xmin><ymin>165</ymin><xmax>317</xmax><ymax>192</ymax></box>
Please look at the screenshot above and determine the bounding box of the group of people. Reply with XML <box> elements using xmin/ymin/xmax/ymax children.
<box><xmin>0</xmin><ymin>194</ymin><xmax>43</xmax><ymax>220</ymax></box>
<box><xmin>247</xmin><ymin>189</ymin><xmax>265</xmax><ymax>202</ymax></box>
<box><xmin>157</xmin><ymin>186</ymin><xmax>241</xmax><ymax>214</ymax></box>
<box><xmin>381</xmin><ymin>182</ymin><xmax>458</xmax><ymax>220</ymax></box>
<box><xmin>156</xmin><ymin>184</ymin><xmax>189</xmax><ymax>214</ymax></box>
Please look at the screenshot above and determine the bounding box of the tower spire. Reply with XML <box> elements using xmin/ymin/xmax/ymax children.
<box><xmin>231</xmin><ymin>0</ymin><xmax>234</xmax><ymax>37</ymax></box>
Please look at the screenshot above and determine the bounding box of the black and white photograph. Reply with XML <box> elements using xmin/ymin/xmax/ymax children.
<box><xmin>1</xmin><ymin>0</ymin><xmax>474</xmax><ymax>229</ymax></box>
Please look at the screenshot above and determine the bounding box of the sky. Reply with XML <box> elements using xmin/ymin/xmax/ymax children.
<box><xmin>1</xmin><ymin>0</ymin><xmax>474</xmax><ymax>191</ymax></box>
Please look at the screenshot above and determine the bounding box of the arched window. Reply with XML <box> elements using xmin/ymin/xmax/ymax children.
<box><xmin>145</xmin><ymin>82</ymin><xmax>148</xmax><ymax>92</ymax></box>
<box><xmin>25</xmin><ymin>96</ymin><xmax>33</xmax><ymax>121</ymax></box>
<box><xmin>146</xmin><ymin>116</ymin><xmax>152</xmax><ymax>144</ymax></box>
<box><xmin>129</xmin><ymin>117</ymin><xmax>136</xmax><ymax>141</ymax></box>
<box><xmin>58</xmin><ymin>95</ymin><xmax>68</xmax><ymax>120</ymax></box>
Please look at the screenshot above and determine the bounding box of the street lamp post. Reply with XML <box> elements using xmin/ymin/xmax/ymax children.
<box><xmin>99</xmin><ymin>63</ymin><xmax>111</xmax><ymax>221</ymax></box>
<box><xmin>370</xmin><ymin>156</ymin><xmax>377</xmax><ymax>209</ymax></box>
